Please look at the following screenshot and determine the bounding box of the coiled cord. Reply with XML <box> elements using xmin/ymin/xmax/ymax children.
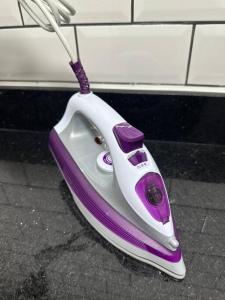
<box><xmin>18</xmin><ymin>0</ymin><xmax>76</xmax><ymax>62</ymax></box>
<box><xmin>18</xmin><ymin>0</ymin><xmax>90</xmax><ymax>93</ymax></box>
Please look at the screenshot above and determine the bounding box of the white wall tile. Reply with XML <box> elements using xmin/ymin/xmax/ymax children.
<box><xmin>134</xmin><ymin>0</ymin><xmax>225</xmax><ymax>22</ymax></box>
<box><xmin>0</xmin><ymin>0</ymin><xmax>22</xmax><ymax>26</ymax></box>
<box><xmin>189</xmin><ymin>25</ymin><xmax>225</xmax><ymax>86</ymax></box>
<box><xmin>22</xmin><ymin>0</ymin><xmax>131</xmax><ymax>25</ymax></box>
<box><xmin>77</xmin><ymin>25</ymin><xmax>192</xmax><ymax>84</ymax></box>
<box><xmin>0</xmin><ymin>27</ymin><xmax>76</xmax><ymax>81</ymax></box>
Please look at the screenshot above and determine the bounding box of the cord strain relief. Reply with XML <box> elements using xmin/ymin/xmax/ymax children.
<box><xmin>70</xmin><ymin>60</ymin><xmax>91</xmax><ymax>94</ymax></box>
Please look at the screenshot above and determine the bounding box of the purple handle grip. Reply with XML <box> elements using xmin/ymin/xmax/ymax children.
<box><xmin>70</xmin><ymin>60</ymin><xmax>90</xmax><ymax>94</ymax></box>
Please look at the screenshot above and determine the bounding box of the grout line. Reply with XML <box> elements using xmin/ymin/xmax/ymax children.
<box><xmin>185</xmin><ymin>24</ymin><xmax>196</xmax><ymax>84</ymax></box>
<box><xmin>0</xmin><ymin>127</ymin><xmax>50</xmax><ymax>134</ymax></box>
<box><xmin>1</xmin><ymin>20</ymin><xmax>225</xmax><ymax>31</ymax></box>
<box><xmin>21</xmin><ymin>163</ymin><xmax>30</xmax><ymax>186</ymax></box>
<box><xmin>0</xmin><ymin>79</ymin><xmax>190</xmax><ymax>86</ymax></box>
<box><xmin>214</xmin><ymin>274</ymin><xmax>221</xmax><ymax>291</ymax></box>
<box><xmin>0</xmin><ymin>201</ymin><xmax>71</xmax><ymax>216</ymax></box>
<box><xmin>131</xmin><ymin>0</ymin><xmax>134</xmax><ymax>23</ymax></box>
<box><xmin>1</xmin><ymin>78</ymin><xmax>225</xmax><ymax>89</ymax></box>
<box><xmin>74</xmin><ymin>26</ymin><xmax>80</xmax><ymax>60</ymax></box>
<box><xmin>0</xmin><ymin>79</ymin><xmax>187</xmax><ymax>86</ymax></box>
<box><xmin>167</xmin><ymin>178</ymin><xmax>173</xmax><ymax>198</ymax></box>
<box><xmin>2</xmin><ymin>82</ymin><xmax>225</xmax><ymax>96</ymax></box>
<box><xmin>17</xmin><ymin>2</ymin><xmax>25</xmax><ymax>26</ymax></box>
<box><xmin>46</xmin><ymin>20</ymin><xmax>225</xmax><ymax>26</ymax></box>
<box><xmin>1</xmin><ymin>184</ymin><xmax>10</xmax><ymax>204</ymax></box>
<box><xmin>172</xmin><ymin>203</ymin><xmax>225</xmax><ymax>213</ymax></box>
<box><xmin>188</xmin><ymin>252</ymin><xmax>195</xmax><ymax>268</ymax></box>
<box><xmin>0</xmin><ymin>79</ymin><xmax>183</xmax><ymax>86</ymax></box>
<box><xmin>201</xmin><ymin>216</ymin><xmax>208</xmax><ymax>233</ymax></box>
<box><xmin>0</xmin><ymin>180</ymin><xmax>60</xmax><ymax>191</ymax></box>
<box><xmin>181</xmin><ymin>230</ymin><xmax>220</xmax><ymax>238</ymax></box>
<box><xmin>187</xmin><ymin>83</ymin><xmax>225</xmax><ymax>88</ymax></box>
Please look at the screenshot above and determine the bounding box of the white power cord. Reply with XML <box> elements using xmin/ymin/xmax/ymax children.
<box><xmin>18</xmin><ymin>0</ymin><xmax>77</xmax><ymax>62</ymax></box>
<box><xmin>18</xmin><ymin>0</ymin><xmax>90</xmax><ymax>93</ymax></box>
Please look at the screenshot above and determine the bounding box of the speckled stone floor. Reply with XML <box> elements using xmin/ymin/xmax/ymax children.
<box><xmin>0</xmin><ymin>131</ymin><xmax>225</xmax><ymax>299</ymax></box>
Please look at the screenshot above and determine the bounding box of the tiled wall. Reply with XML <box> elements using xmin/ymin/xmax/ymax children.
<box><xmin>1</xmin><ymin>0</ymin><xmax>225</xmax><ymax>94</ymax></box>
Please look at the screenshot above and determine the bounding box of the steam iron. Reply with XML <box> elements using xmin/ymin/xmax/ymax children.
<box><xmin>20</xmin><ymin>0</ymin><xmax>186</xmax><ymax>279</ymax></box>
<box><xmin>49</xmin><ymin>90</ymin><xmax>186</xmax><ymax>279</ymax></box>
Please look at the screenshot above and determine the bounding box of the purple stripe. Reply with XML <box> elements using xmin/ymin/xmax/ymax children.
<box><xmin>49</xmin><ymin>129</ymin><xmax>181</xmax><ymax>263</ymax></box>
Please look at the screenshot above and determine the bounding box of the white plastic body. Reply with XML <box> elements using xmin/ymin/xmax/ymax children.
<box><xmin>55</xmin><ymin>92</ymin><xmax>176</xmax><ymax>249</ymax></box>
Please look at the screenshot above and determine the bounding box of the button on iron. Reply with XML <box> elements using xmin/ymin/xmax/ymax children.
<box><xmin>113</xmin><ymin>122</ymin><xmax>144</xmax><ymax>153</ymax></box>
<box><xmin>129</xmin><ymin>151</ymin><xmax>147</xmax><ymax>166</ymax></box>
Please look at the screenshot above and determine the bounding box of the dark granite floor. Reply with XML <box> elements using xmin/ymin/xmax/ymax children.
<box><xmin>0</xmin><ymin>131</ymin><xmax>225</xmax><ymax>299</ymax></box>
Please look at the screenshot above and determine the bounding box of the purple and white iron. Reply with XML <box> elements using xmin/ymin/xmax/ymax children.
<box><xmin>20</xmin><ymin>0</ymin><xmax>186</xmax><ymax>279</ymax></box>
